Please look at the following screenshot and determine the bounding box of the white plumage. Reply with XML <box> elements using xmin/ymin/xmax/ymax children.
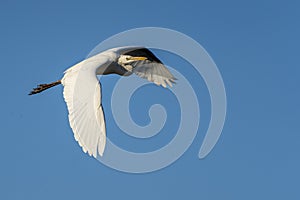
<box><xmin>30</xmin><ymin>46</ymin><xmax>176</xmax><ymax>157</ymax></box>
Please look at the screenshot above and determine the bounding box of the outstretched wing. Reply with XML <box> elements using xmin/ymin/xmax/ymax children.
<box><xmin>132</xmin><ymin>59</ymin><xmax>176</xmax><ymax>88</ymax></box>
<box><xmin>61</xmin><ymin>57</ymin><xmax>109</xmax><ymax>157</ymax></box>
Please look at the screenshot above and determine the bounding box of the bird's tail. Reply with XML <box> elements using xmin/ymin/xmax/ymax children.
<box><xmin>29</xmin><ymin>80</ymin><xmax>61</xmax><ymax>95</ymax></box>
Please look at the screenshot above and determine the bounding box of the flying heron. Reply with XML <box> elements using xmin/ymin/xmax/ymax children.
<box><xmin>29</xmin><ymin>46</ymin><xmax>176</xmax><ymax>157</ymax></box>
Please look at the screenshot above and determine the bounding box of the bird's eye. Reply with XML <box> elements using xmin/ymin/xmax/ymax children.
<box><xmin>126</xmin><ymin>57</ymin><xmax>130</xmax><ymax>60</ymax></box>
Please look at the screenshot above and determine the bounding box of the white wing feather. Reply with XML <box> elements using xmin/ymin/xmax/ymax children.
<box><xmin>132</xmin><ymin>60</ymin><xmax>176</xmax><ymax>88</ymax></box>
<box><xmin>61</xmin><ymin>58</ymin><xmax>108</xmax><ymax>157</ymax></box>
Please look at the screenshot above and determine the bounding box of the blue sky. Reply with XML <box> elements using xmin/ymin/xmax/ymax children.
<box><xmin>1</xmin><ymin>0</ymin><xmax>300</xmax><ymax>199</ymax></box>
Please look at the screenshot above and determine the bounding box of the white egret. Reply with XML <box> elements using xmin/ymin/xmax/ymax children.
<box><xmin>29</xmin><ymin>46</ymin><xmax>176</xmax><ymax>158</ymax></box>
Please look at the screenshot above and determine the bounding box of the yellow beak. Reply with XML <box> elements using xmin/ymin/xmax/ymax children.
<box><xmin>131</xmin><ymin>56</ymin><xmax>147</xmax><ymax>61</ymax></box>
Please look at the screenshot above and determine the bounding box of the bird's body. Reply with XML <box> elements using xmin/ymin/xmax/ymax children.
<box><xmin>30</xmin><ymin>46</ymin><xmax>176</xmax><ymax>157</ymax></box>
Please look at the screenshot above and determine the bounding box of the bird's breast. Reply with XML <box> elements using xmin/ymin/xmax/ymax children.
<box><xmin>96</xmin><ymin>63</ymin><xmax>132</xmax><ymax>76</ymax></box>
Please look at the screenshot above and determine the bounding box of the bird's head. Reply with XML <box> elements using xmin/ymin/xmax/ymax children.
<box><xmin>118</xmin><ymin>55</ymin><xmax>147</xmax><ymax>66</ymax></box>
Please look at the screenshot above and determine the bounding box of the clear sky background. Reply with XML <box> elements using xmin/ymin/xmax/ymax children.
<box><xmin>1</xmin><ymin>0</ymin><xmax>299</xmax><ymax>199</ymax></box>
